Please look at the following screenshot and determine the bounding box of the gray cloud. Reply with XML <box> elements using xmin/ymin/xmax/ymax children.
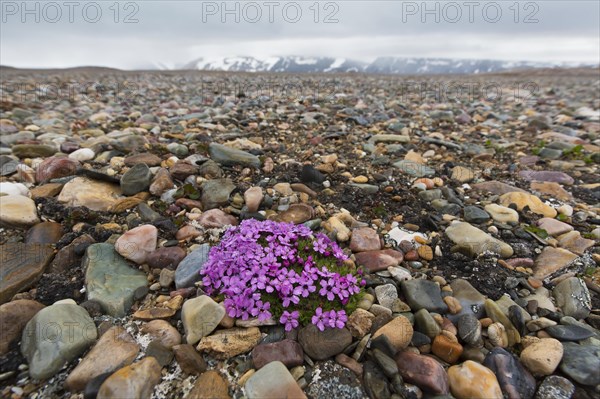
<box><xmin>1</xmin><ymin>1</ymin><xmax>598</xmax><ymax>69</ymax></box>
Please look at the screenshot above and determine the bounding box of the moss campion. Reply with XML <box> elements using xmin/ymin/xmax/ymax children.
<box><xmin>200</xmin><ymin>219</ymin><xmax>365</xmax><ymax>331</ymax></box>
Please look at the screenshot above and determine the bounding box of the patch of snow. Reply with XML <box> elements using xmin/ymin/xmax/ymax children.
<box><xmin>294</xmin><ymin>57</ymin><xmax>318</xmax><ymax>65</ymax></box>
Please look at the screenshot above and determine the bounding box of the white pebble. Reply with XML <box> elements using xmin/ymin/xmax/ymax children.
<box><xmin>488</xmin><ymin>225</ymin><xmax>499</xmax><ymax>235</ymax></box>
<box><xmin>322</xmin><ymin>180</ymin><xmax>331</xmax><ymax>188</ymax></box>
<box><xmin>557</xmin><ymin>204</ymin><xmax>573</xmax><ymax>217</ymax></box>
<box><xmin>0</xmin><ymin>182</ymin><xmax>29</xmax><ymax>196</ymax></box>
<box><xmin>68</xmin><ymin>148</ymin><xmax>95</xmax><ymax>161</ymax></box>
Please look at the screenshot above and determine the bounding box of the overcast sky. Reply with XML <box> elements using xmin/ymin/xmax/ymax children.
<box><xmin>1</xmin><ymin>1</ymin><xmax>599</xmax><ymax>69</ymax></box>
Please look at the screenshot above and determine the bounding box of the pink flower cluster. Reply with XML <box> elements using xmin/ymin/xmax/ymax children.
<box><xmin>200</xmin><ymin>219</ymin><xmax>363</xmax><ymax>331</ymax></box>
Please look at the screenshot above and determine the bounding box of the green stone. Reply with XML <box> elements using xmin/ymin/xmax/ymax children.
<box><xmin>83</xmin><ymin>243</ymin><xmax>147</xmax><ymax>317</ymax></box>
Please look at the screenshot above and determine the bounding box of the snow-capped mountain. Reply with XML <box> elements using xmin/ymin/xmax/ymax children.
<box><xmin>181</xmin><ymin>56</ymin><xmax>367</xmax><ymax>73</ymax></box>
<box><xmin>165</xmin><ymin>56</ymin><xmax>583</xmax><ymax>74</ymax></box>
<box><xmin>364</xmin><ymin>57</ymin><xmax>551</xmax><ymax>74</ymax></box>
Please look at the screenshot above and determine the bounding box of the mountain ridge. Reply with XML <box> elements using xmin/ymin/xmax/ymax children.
<box><xmin>173</xmin><ymin>56</ymin><xmax>591</xmax><ymax>74</ymax></box>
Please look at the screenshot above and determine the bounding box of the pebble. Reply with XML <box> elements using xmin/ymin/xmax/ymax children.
<box><xmin>448</xmin><ymin>361</ymin><xmax>503</xmax><ymax>399</ymax></box>
<box><xmin>83</xmin><ymin>243</ymin><xmax>148</xmax><ymax>317</ymax></box>
<box><xmin>125</xmin><ymin>153</ymin><xmax>162</xmax><ymax>167</ymax></box>
<box><xmin>149</xmin><ymin>168</ymin><xmax>175</xmax><ymax>195</ymax></box>
<box><xmin>181</xmin><ymin>295</ymin><xmax>225</xmax><ymax>345</ymax></box>
<box><xmin>21</xmin><ymin>301</ymin><xmax>97</xmax><ymax>380</ymax></box>
<box><xmin>520</xmin><ymin>338</ymin><xmax>563</xmax><ymax>376</ymax></box>
<box><xmin>518</xmin><ymin>170</ymin><xmax>574</xmax><ymax>185</ymax></box>
<box><xmin>472</xmin><ymin>181</ymin><xmax>526</xmax><ymax>195</ymax></box>
<box><xmin>535</xmin><ymin>375</ymin><xmax>575</xmax><ymax>399</ymax></box>
<box><xmin>276</xmin><ymin>203</ymin><xmax>315</xmax><ymax>224</ymax></box>
<box><xmin>25</xmin><ymin>221</ymin><xmax>63</xmax><ymax>244</ymax></box>
<box><xmin>201</xmin><ymin>178</ymin><xmax>236</xmax><ymax>209</ymax></box>
<box><xmin>354</xmin><ymin>249</ymin><xmax>403</xmax><ymax>272</ymax></box>
<box><xmin>349</xmin><ymin>227</ymin><xmax>381</xmax><ymax>252</ymax></box>
<box><xmin>172</xmin><ymin>344</ymin><xmax>207</xmax><ymax>375</ymax></box>
<box><xmin>414</xmin><ymin>308</ymin><xmax>442</xmax><ymax>339</ymax></box>
<box><xmin>449</xmin><ymin>279</ymin><xmax>486</xmax><ymax>320</ymax></box>
<box><xmin>245</xmin><ymin>361</ymin><xmax>306</xmax><ymax>399</ymax></box>
<box><xmin>298</xmin><ymin>324</ymin><xmax>353</xmax><ymax>360</ymax></box>
<box><xmin>58</xmin><ymin>177</ymin><xmax>122</xmax><ymax>211</ymax></box>
<box><xmin>175</xmin><ymin>243</ymin><xmax>210</xmax><ymax>288</ymax></box>
<box><xmin>552</xmin><ymin>277</ymin><xmax>591</xmax><ymax>319</ymax></box>
<box><xmin>393</xmin><ymin>160</ymin><xmax>435</xmax><ymax>177</ymax></box>
<box><xmin>68</xmin><ymin>148</ymin><xmax>95</xmax><ymax>161</ymax></box>
<box><xmin>432</xmin><ymin>334</ymin><xmax>463</xmax><ymax>363</ymax></box>
<box><xmin>530</xmin><ymin>181</ymin><xmax>573</xmax><ymax>202</ymax></box>
<box><xmin>197</xmin><ymin>209</ymin><xmax>238</xmax><ymax>228</ymax></box>
<box><xmin>446</xmin><ymin>221</ymin><xmax>513</xmax><ymax>258</ymax></box>
<box><xmin>545</xmin><ymin>325</ymin><xmax>594</xmax><ymax>341</ymax></box>
<box><xmin>401</xmin><ymin>279</ymin><xmax>448</xmax><ymax>313</ymax></box>
<box><xmin>97</xmin><ymin>357</ymin><xmax>162</xmax><ymax>399</ymax></box>
<box><xmin>374</xmin><ymin>284</ymin><xmax>398</xmax><ymax>309</ymax></box>
<box><xmin>463</xmin><ymin>206</ymin><xmax>490</xmax><ymax>224</ymax></box>
<box><xmin>12</xmin><ymin>144</ymin><xmax>56</xmax><ymax>158</ymax></box>
<box><xmin>336</xmin><ymin>353</ymin><xmax>363</xmax><ymax>377</ymax></box>
<box><xmin>0</xmin><ymin>182</ymin><xmax>28</xmax><ymax>196</ymax></box>
<box><xmin>140</xmin><ymin>320</ymin><xmax>182</xmax><ymax>348</ymax></box>
<box><xmin>197</xmin><ymin>327</ymin><xmax>261</xmax><ymax>359</ymax></box>
<box><xmin>557</xmin><ymin>231</ymin><xmax>595</xmax><ymax>255</ymax></box>
<box><xmin>485</xmin><ymin>299</ymin><xmax>520</xmax><ymax>346</ymax></box>
<box><xmin>146</xmin><ymin>246</ymin><xmax>187</xmax><ymax>270</ymax></box>
<box><xmin>451</xmin><ymin>166</ymin><xmax>475</xmax><ymax>182</ymax></box>
<box><xmin>457</xmin><ymin>314</ymin><xmax>482</xmax><ymax>346</ymax></box>
<box><xmin>483</xmin><ymin>347</ymin><xmax>536</xmax><ymax>399</ymax></box>
<box><xmin>533</xmin><ymin>247</ymin><xmax>578</xmax><ymax>280</ymax></box>
<box><xmin>114</xmin><ymin>224</ymin><xmax>158</xmax><ymax>264</ymax></box>
<box><xmin>0</xmin><ymin>243</ymin><xmax>54</xmax><ymax>304</ymax></box>
<box><xmin>0</xmin><ymin>299</ymin><xmax>45</xmax><ymax>355</ymax></box>
<box><xmin>252</xmin><ymin>339</ymin><xmax>304</xmax><ymax>369</ymax></box>
<box><xmin>499</xmin><ymin>192</ymin><xmax>557</xmax><ymax>218</ymax></box>
<box><xmin>395</xmin><ymin>351</ymin><xmax>449</xmax><ymax>395</ymax></box>
<box><xmin>244</xmin><ymin>186</ymin><xmax>263</xmax><ymax>213</ymax></box>
<box><xmin>208</xmin><ymin>142</ymin><xmax>261</xmax><ymax>168</ymax></box>
<box><xmin>120</xmin><ymin>163</ymin><xmax>152</xmax><ymax>195</ymax></box>
<box><xmin>484</xmin><ymin>204</ymin><xmax>519</xmax><ymax>224</ymax></box>
<box><xmin>0</xmin><ymin>195</ymin><xmax>40</xmax><ymax>228</ymax></box>
<box><xmin>559</xmin><ymin>342</ymin><xmax>600</xmax><ymax>386</ymax></box>
<box><xmin>536</xmin><ymin>218</ymin><xmax>573</xmax><ymax>236</ymax></box>
<box><xmin>372</xmin><ymin>316</ymin><xmax>413</xmax><ymax>350</ymax></box>
<box><xmin>187</xmin><ymin>370</ymin><xmax>231</xmax><ymax>399</ymax></box>
<box><xmin>65</xmin><ymin>326</ymin><xmax>139</xmax><ymax>392</ymax></box>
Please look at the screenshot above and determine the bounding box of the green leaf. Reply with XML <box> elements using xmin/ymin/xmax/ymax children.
<box><xmin>524</xmin><ymin>225</ymin><xmax>549</xmax><ymax>239</ymax></box>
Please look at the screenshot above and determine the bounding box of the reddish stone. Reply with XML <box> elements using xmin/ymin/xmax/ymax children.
<box><xmin>175</xmin><ymin>225</ymin><xmax>201</xmax><ymax>241</ymax></box>
<box><xmin>175</xmin><ymin>198</ymin><xmax>204</xmax><ymax>210</ymax></box>
<box><xmin>146</xmin><ymin>246</ymin><xmax>187</xmax><ymax>270</ymax></box>
<box><xmin>349</xmin><ymin>227</ymin><xmax>381</xmax><ymax>252</ymax></box>
<box><xmin>403</xmin><ymin>250</ymin><xmax>419</xmax><ymax>261</ymax></box>
<box><xmin>432</xmin><ymin>335</ymin><xmax>463</xmax><ymax>364</ymax></box>
<box><xmin>0</xmin><ymin>299</ymin><xmax>45</xmax><ymax>354</ymax></box>
<box><xmin>149</xmin><ymin>168</ymin><xmax>174</xmax><ymax>196</ymax></box>
<box><xmin>173</xmin><ymin>344</ymin><xmax>207</xmax><ymax>375</ymax></box>
<box><xmin>197</xmin><ymin>209</ymin><xmax>238</xmax><ymax>228</ymax></box>
<box><xmin>251</xmin><ymin>339</ymin><xmax>304</xmax><ymax>369</ymax></box>
<box><xmin>60</xmin><ymin>142</ymin><xmax>80</xmax><ymax>153</ymax></box>
<box><xmin>395</xmin><ymin>351</ymin><xmax>450</xmax><ymax>395</ymax></box>
<box><xmin>354</xmin><ymin>249</ymin><xmax>403</xmax><ymax>272</ymax></box>
<box><xmin>35</xmin><ymin>156</ymin><xmax>79</xmax><ymax>182</ymax></box>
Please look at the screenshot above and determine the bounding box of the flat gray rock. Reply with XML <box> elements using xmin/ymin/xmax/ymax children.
<box><xmin>21</xmin><ymin>301</ymin><xmax>97</xmax><ymax>380</ymax></box>
<box><xmin>83</xmin><ymin>243</ymin><xmax>148</xmax><ymax>317</ymax></box>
